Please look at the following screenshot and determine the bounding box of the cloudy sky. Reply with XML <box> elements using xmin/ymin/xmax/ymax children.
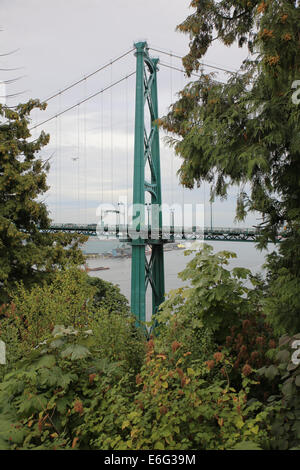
<box><xmin>1</xmin><ymin>0</ymin><xmax>259</xmax><ymax>228</ymax></box>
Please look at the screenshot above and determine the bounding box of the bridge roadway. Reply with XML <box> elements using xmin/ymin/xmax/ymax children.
<box><xmin>44</xmin><ymin>224</ymin><xmax>283</xmax><ymax>243</ymax></box>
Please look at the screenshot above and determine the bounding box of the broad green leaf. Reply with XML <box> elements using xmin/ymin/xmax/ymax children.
<box><xmin>60</xmin><ymin>344</ymin><xmax>90</xmax><ymax>360</ymax></box>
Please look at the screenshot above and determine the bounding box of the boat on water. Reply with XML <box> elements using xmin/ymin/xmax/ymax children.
<box><xmin>84</xmin><ymin>264</ymin><xmax>110</xmax><ymax>272</ymax></box>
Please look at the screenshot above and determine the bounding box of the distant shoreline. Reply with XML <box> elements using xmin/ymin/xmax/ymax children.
<box><xmin>83</xmin><ymin>242</ymin><xmax>185</xmax><ymax>259</ymax></box>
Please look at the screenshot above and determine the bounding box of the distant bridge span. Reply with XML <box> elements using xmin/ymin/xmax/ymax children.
<box><xmin>45</xmin><ymin>224</ymin><xmax>282</xmax><ymax>243</ymax></box>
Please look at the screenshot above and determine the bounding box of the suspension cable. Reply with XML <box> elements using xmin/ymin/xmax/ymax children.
<box><xmin>101</xmin><ymin>92</ymin><xmax>104</xmax><ymax>203</ymax></box>
<box><xmin>30</xmin><ymin>71</ymin><xmax>136</xmax><ymax>131</ymax></box>
<box><xmin>77</xmin><ymin>104</ymin><xmax>80</xmax><ymax>222</ymax></box>
<box><xmin>43</xmin><ymin>48</ymin><xmax>135</xmax><ymax>103</ymax></box>
<box><xmin>170</xmin><ymin>52</ymin><xmax>174</xmax><ymax>208</ymax></box>
<box><xmin>0</xmin><ymin>90</ymin><xmax>29</xmax><ymax>99</ymax></box>
<box><xmin>0</xmin><ymin>48</ymin><xmax>20</xmax><ymax>57</ymax></box>
<box><xmin>83</xmin><ymin>79</ymin><xmax>87</xmax><ymax>223</ymax></box>
<box><xmin>58</xmin><ymin>93</ymin><xmax>62</xmax><ymax>223</ymax></box>
<box><xmin>126</xmin><ymin>74</ymin><xmax>129</xmax><ymax>206</ymax></box>
<box><xmin>98</xmin><ymin>91</ymin><xmax>103</xmax><ymax>205</ymax></box>
<box><xmin>110</xmin><ymin>61</ymin><xmax>114</xmax><ymax>205</ymax></box>
<box><xmin>149</xmin><ymin>46</ymin><xmax>238</xmax><ymax>75</ymax></box>
<box><xmin>0</xmin><ymin>66</ymin><xmax>24</xmax><ymax>72</ymax></box>
<box><xmin>159</xmin><ymin>62</ymin><xmax>225</xmax><ymax>85</ymax></box>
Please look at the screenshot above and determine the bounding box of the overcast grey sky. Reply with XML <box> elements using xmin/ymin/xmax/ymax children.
<box><xmin>1</xmin><ymin>0</ymin><xmax>259</xmax><ymax>228</ymax></box>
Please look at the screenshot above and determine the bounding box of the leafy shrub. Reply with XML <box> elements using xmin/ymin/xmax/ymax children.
<box><xmin>0</xmin><ymin>324</ymin><xmax>142</xmax><ymax>450</ymax></box>
<box><xmin>90</xmin><ymin>312</ymin><xmax>145</xmax><ymax>376</ymax></box>
<box><xmin>156</xmin><ymin>245</ymin><xmax>255</xmax><ymax>343</ymax></box>
<box><xmin>258</xmin><ymin>334</ymin><xmax>300</xmax><ymax>450</ymax></box>
<box><xmin>82</xmin><ymin>337</ymin><xmax>271</xmax><ymax>450</ymax></box>
<box><xmin>0</xmin><ymin>266</ymin><xmax>142</xmax><ymax>380</ymax></box>
<box><xmin>209</xmin><ymin>310</ymin><xmax>276</xmax><ymax>397</ymax></box>
<box><xmin>0</xmin><ymin>267</ymin><xmax>96</xmax><ymax>376</ymax></box>
<box><xmin>155</xmin><ymin>245</ymin><xmax>275</xmax><ymax>380</ymax></box>
<box><xmin>154</xmin><ymin>288</ymin><xmax>216</xmax><ymax>367</ymax></box>
<box><xmin>263</xmin><ymin>233</ymin><xmax>300</xmax><ymax>337</ymax></box>
<box><xmin>0</xmin><ymin>244</ymin><xmax>296</xmax><ymax>450</ymax></box>
<box><xmin>87</xmin><ymin>277</ymin><xmax>130</xmax><ymax>316</ymax></box>
<box><xmin>224</xmin><ymin>314</ymin><xmax>275</xmax><ymax>372</ymax></box>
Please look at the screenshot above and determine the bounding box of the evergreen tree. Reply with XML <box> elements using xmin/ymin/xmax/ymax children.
<box><xmin>160</xmin><ymin>0</ymin><xmax>300</xmax><ymax>334</ymax></box>
<box><xmin>0</xmin><ymin>100</ymin><xmax>86</xmax><ymax>303</ymax></box>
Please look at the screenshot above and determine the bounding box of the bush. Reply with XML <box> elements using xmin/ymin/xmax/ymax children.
<box><xmin>257</xmin><ymin>334</ymin><xmax>300</xmax><ymax>450</ymax></box>
<box><xmin>154</xmin><ymin>245</ymin><xmax>275</xmax><ymax>380</ymax></box>
<box><xmin>0</xmin><ymin>325</ymin><xmax>134</xmax><ymax>449</ymax></box>
<box><xmin>0</xmin><ymin>266</ymin><xmax>142</xmax><ymax>380</ymax></box>
<box><xmin>264</xmin><ymin>248</ymin><xmax>300</xmax><ymax>336</ymax></box>
<box><xmin>87</xmin><ymin>277</ymin><xmax>130</xmax><ymax>316</ymax></box>
<box><xmin>81</xmin><ymin>336</ymin><xmax>271</xmax><ymax>450</ymax></box>
<box><xmin>0</xmin><ymin>244</ymin><xmax>297</xmax><ymax>450</ymax></box>
<box><xmin>156</xmin><ymin>245</ymin><xmax>256</xmax><ymax>343</ymax></box>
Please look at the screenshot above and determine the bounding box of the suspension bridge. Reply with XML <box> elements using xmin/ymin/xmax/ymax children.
<box><xmin>30</xmin><ymin>41</ymin><xmax>279</xmax><ymax>324</ymax></box>
<box><xmin>45</xmin><ymin>223</ymin><xmax>263</xmax><ymax>242</ymax></box>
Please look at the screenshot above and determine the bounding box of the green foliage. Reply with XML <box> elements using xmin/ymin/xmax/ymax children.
<box><xmin>0</xmin><ymin>100</ymin><xmax>87</xmax><ymax>303</ymax></box>
<box><xmin>156</xmin><ymin>244</ymin><xmax>256</xmax><ymax>344</ymax></box>
<box><xmin>0</xmin><ymin>267</ymin><xmax>143</xmax><ymax>380</ymax></box>
<box><xmin>160</xmin><ymin>0</ymin><xmax>300</xmax><ymax>335</ymax></box>
<box><xmin>81</xmin><ymin>338</ymin><xmax>271</xmax><ymax>450</ymax></box>
<box><xmin>263</xmin><ymin>237</ymin><xmax>300</xmax><ymax>335</ymax></box>
<box><xmin>221</xmin><ymin>315</ymin><xmax>276</xmax><ymax>398</ymax></box>
<box><xmin>0</xmin><ymin>243</ymin><xmax>297</xmax><ymax>450</ymax></box>
<box><xmin>155</xmin><ymin>244</ymin><xmax>276</xmax><ymax>396</ymax></box>
<box><xmin>258</xmin><ymin>334</ymin><xmax>300</xmax><ymax>450</ymax></box>
<box><xmin>125</xmin><ymin>344</ymin><xmax>269</xmax><ymax>450</ymax></box>
<box><xmin>0</xmin><ymin>325</ymin><xmax>131</xmax><ymax>449</ymax></box>
<box><xmin>0</xmin><ymin>267</ymin><xmax>96</xmax><ymax>375</ymax></box>
<box><xmin>87</xmin><ymin>276</ymin><xmax>129</xmax><ymax>316</ymax></box>
<box><xmin>164</xmin><ymin>0</ymin><xmax>300</xmax><ymax>238</ymax></box>
<box><xmin>2</xmin><ymin>1</ymin><xmax>299</xmax><ymax>451</ymax></box>
<box><xmin>91</xmin><ymin>313</ymin><xmax>145</xmax><ymax>377</ymax></box>
<box><xmin>177</xmin><ymin>0</ymin><xmax>260</xmax><ymax>75</ymax></box>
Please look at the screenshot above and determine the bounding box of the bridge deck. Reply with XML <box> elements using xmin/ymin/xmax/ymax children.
<box><xmin>43</xmin><ymin>224</ymin><xmax>283</xmax><ymax>243</ymax></box>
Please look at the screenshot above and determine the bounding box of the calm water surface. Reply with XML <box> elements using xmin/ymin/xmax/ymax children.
<box><xmin>84</xmin><ymin>239</ymin><xmax>277</xmax><ymax>320</ymax></box>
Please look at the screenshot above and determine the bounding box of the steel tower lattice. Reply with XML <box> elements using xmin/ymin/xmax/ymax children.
<box><xmin>130</xmin><ymin>41</ymin><xmax>165</xmax><ymax>326</ymax></box>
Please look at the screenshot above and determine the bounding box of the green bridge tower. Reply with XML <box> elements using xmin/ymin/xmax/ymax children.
<box><xmin>130</xmin><ymin>41</ymin><xmax>165</xmax><ymax>325</ymax></box>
